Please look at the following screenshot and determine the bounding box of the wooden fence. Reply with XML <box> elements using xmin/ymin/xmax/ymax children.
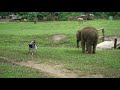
<box><xmin>97</xmin><ymin>28</ymin><xmax>105</xmax><ymax>42</ymax></box>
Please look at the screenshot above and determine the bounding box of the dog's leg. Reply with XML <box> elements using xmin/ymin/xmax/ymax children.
<box><xmin>32</xmin><ymin>48</ymin><xmax>34</xmax><ymax>55</ymax></box>
<box><xmin>35</xmin><ymin>45</ymin><xmax>37</xmax><ymax>54</ymax></box>
<box><xmin>29</xmin><ymin>47</ymin><xmax>30</xmax><ymax>54</ymax></box>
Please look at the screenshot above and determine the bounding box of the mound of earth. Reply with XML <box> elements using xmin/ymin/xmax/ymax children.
<box><xmin>52</xmin><ymin>34</ymin><xmax>67</xmax><ymax>41</ymax></box>
<box><xmin>97</xmin><ymin>36</ymin><xmax>120</xmax><ymax>50</ymax></box>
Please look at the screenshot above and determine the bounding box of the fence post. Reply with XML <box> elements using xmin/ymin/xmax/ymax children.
<box><xmin>102</xmin><ymin>29</ymin><xmax>105</xmax><ymax>42</ymax></box>
<box><xmin>114</xmin><ymin>38</ymin><xmax>117</xmax><ymax>49</ymax></box>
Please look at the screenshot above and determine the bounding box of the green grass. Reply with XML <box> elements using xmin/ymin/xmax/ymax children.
<box><xmin>0</xmin><ymin>20</ymin><xmax>120</xmax><ymax>78</ymax></box>
<box><xmin>1</xmin><ymin>20</ymin><xmax>120</xmax><ymax>35</ymax></box>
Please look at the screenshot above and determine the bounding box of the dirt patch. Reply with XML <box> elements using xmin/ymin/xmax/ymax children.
<box><xmin>22</xmin><ymin>62</ymin><xmax>79</xmax><ymax>78</ymax></box>
<box><xmin>97</xmin><ymin>36</ymin><xmax>120</xmax><ymax>50</ymax></box>
<box><xmin>80</xmin><ymin>74</ymin><xmax>103</xmax><ymax>78</ymax></box>
<box><xmin>52</xmin><ymin>34</ymin><xmax>67</xmax><ymax>41</ymax></box>
<box><xmin>0</xmin><ymin>57</ymin><xmax>104</xmax><ymax>78</ymax></box>
<box><xmin>97</xmin><ymin>41</ymin><xmax>115</xmax><ymax>50</ymax></box>
<box><xmin>0</xmin><ymin>57</ymin><xmax>79</xmax><ymax>78</ymax></box>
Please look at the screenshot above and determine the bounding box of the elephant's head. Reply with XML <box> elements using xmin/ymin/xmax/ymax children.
<box><xmin>76</xmin><ymin>31</ymin><xmax>81</xmax><ymax>48</ymax></box>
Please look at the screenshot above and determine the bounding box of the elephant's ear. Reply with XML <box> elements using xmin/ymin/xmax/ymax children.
<box><xmin>76</xmin><ymin>31</ymin><xmax>81</xmax><ymax>41</ymax></box>
<box><xmin>76</xmin><ymin>31</ymin><xmax>79</xmax><ymax>40</ymax></box>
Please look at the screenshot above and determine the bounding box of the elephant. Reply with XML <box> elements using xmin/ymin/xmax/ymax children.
<box><xmin>76</xmin><ymin>26</ymin><xmax>99</xmax><ymax>54</ymax></box>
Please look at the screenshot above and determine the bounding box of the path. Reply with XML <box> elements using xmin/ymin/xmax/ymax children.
<box><xmin>0</xmin><ymin>57</ymin><xmax>104</xmax><ymax>78</ymax></box>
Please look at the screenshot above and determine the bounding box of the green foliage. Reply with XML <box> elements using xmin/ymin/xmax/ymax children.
<box><xmin>0</xmin><ymin>12</ymin><xmax>10</xmax><ymax>16</ymax></box>
<box><xmin>57</xmin><ymin>12</ymin><xmax>82</xmax><ymax>20</ymax></box>
<box><xmin>0</xmin><ymin>12</ymin><xmax>119</xmax><ymax>20</ymax></box>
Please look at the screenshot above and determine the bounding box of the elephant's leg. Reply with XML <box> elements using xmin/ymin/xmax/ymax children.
<box><xmin>87</xmin><ymin>40</ymin><xmax>92</xmax><ymax>54</ymax></box>
<box><xmin>77</xmin><ymin>40</ymin><xmax>79</xmax><ymax>48</ymax></box>
<box><xmin>88</xmin><ymin>45</ymin><xmax>92</xmax><ymax>54</ymax></box>
<box><xmin>81</xmin><ymin>41</ymin><xmax>85</xmax><ymax>53</ymax></box>
<box><xmin>93</xmin><ymin>39</ymin><xmax>98</xmax><ymax>54</ymax></box>
<box><xmin>86</xmin><ymin>40</ymin><xmax>92</xmax><ymax>54</ymax></box>
<box><xmin>86</xmin><ymin>42</ymin><xmax>88</xmax><ymax>51</ymax></box>
<box><xmin>93</xmin><ymin>44</ymin><xmax>97</xmax><ymax>54</ymax></box>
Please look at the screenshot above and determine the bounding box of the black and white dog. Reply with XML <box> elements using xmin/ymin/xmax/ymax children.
<box><xmin>28</xmin><ymin>40</ymin><xmax>37</xmax><ymax>55</ymax></box>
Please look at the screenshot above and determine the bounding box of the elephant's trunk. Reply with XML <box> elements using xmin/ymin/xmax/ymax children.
<box><xmin>77</xmin><ymin>40</ymin><xmax>79</xmax><ymax>48</ymax></box>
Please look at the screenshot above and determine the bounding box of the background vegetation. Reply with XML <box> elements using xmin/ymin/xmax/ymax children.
<box><xmin>0</xmin><ymin>12</ymin><xmax>120</xmax><ymax>21</ymax></box>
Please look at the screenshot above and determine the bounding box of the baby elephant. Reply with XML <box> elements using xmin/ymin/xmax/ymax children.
<box><xmin>76</xmin><ymin>26</ymin><xmax>99</xmax><ymax>54</ymax></box>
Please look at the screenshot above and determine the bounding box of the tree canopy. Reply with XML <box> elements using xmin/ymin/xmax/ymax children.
<box><xmin>0</xmin><ymin>12</ymin><xmax>120</xmax><ymax>21</ymax></box>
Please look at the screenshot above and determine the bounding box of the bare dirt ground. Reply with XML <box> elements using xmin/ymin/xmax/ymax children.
<box><xmin>0</xmin><ymin>57</ymin><xmax>104</xmax><ymax>78</ymax></box>
<box><xmin>97</xmin><ymin>36</ymin><xmax>120</xmax><ymax>50</ymax></box>
<box><xmin>52</xmin><ymin>34</ymin><xmax>67</xmax><ymax>41</ymax></box>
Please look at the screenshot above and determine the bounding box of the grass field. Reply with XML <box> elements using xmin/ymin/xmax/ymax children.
<box><xmin>0</xmin><ymin>20</ymin><xmax>120</xmax><ymax>78</ymax></box>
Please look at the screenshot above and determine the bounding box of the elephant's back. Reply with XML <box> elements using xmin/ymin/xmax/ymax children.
<box><xmin>81</xmin><ymin>26</ymin><xmax>97</xmax><ymax>34</ymax></box>
<box><xmin>81</xmin><ymin>26</ymin><xmax>96</xmax><ymax>31</ymax></box>
<box><xmin>81</xmin><ymin>26</ymin><xmax>98</xmax><ymax>39</ymax></box>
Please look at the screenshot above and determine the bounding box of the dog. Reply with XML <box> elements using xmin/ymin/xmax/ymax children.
<box><xmin>28</xmin><ymin>40</ymin><xmax>37</xmax><ymax>55</ymax></box>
